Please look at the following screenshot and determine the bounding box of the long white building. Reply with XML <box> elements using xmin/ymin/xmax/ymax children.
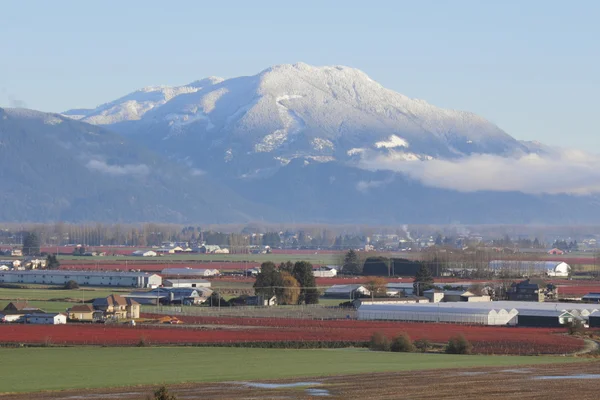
<box><xmin>489</xmin><ymin>260</ymin><xmax>571</xmax><ymax>277</ymax></box>
<box><xmin>357</xmin><ymin>301</ymin><xmax>600</xmax><ymax>326</ymax></box>
<box><xmin>0</xmin><ymin>270</ymin><xmax>162</xmax><ymax>288</ymax></box>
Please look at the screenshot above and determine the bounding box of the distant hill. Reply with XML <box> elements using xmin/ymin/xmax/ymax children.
<box><xmin>0</xmin><ymin>107</ymin><xmax>272</xmax><ymax>223</ymax></box>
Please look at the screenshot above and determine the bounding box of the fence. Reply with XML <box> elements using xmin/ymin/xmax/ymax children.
<box><xmin>144</xmin><ymin>304</ymin><xmax>357</xmax><ymax>320</ymax></box>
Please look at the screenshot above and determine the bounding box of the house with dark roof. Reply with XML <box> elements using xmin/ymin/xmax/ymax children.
<box><xmin>3</xmin><ymin>302</ymin><xmax>45</xmax><ymax>314</ymax></box>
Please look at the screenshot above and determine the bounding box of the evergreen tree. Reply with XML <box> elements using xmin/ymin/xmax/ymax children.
<box><xmin>292</xmin><ymin>261</ymin><xmax>319</xmax><ymax>304</ymax></box>
<box><xmin>253</xmin><ymin>261</ymin><xmax>283</xmax><ymax>299</ymax></box>
<box><xmin>278</xmin><ymin>261</ymin><xmax>294</xmax><ymax>274</ymax></box>
<box><xmin>413</xmin><ymin>263</ymin><xmax>435</xmax><ymax>296</ymax></box>
<box><xmin>22</xmin><ymin>232</ymin><xmax>40</xmax><ymax>256</ymax></box>
<box><xmin>342</xmin><ymin>249</ymin><xmax>361</xmax><ymax>275</ymax></box>
<box><xmin>46</xmin><ymin>254</ymin><xmax>60</xmax><ymax>269</ymax></box>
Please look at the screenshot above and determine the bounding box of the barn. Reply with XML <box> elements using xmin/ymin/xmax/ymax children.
<box><xmin>517</xmin><ymin>309</ymin><xmax>579</xmax><ymax>327</ymax></box>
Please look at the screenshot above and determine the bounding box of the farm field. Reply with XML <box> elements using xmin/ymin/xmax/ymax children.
<box><xmin>0</xmin><ymin>287</ymin><xmax>129</xmax><ymax>301</ymax></box>
<box><xmin>0</xmin><ymin>318</ymin><xmax>586</xmax><ymax>355</ymax></box>
<box><xmin>5</xmin><ymin>362</ymin><xmax>600</xmax><ymax>400</ymax></box>
<box><xmin>0</xmin><ymin>347</ymin><xmax>586</xmax><ymax>394</ymax></box>
<box><xmin>0</xmin><ymin>300</ymin><xmax>76</xmax><ymax>313</ymax></box>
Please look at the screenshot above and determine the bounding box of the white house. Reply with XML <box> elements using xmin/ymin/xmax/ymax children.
<box><xmin>25</xmin><ymin>313</ymin><xmax>67</xmax><ymax>325</ymax></box>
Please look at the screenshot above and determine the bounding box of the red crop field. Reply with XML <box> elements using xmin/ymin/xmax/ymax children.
<box><xmin>0</xmin><ymin>317</ymin><xmax>579</xmax><ymax>355</ymax></box>
<box><xmin>559</xmin><ymin>284</ymin><xmax>600</xmax><ymax>296</ymax></box>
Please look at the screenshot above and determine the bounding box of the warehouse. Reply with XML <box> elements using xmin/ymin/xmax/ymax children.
<box><xmin>357</xmin><ymin>303</ymin><xmax>518</xmax><ymax>325</ymax></box>
<box><xmin>0</xmin><ymin>270</ymin><xmax>162</xmax><ymax>288</ymax></box>
<box><xmin>357</xmin><ymin>301</ymin><xmax>600</xmax><ymax>326</ymax></box>
<box><xmin>161</xmin><ymin>267</ymin><xmax>220</xmax><ymax>277</ymax></box>
<box><xmin>163</xmin><ymin>279</ymin><xmax>211</xmax><ymax>288</ymax></box>
<box><xmin>517</xmin><ymin>309</ymin><xmax>580</xmax><ymax>327</ymax></box>
<box><xmin>489</xmin><ymin>260</ymin><xmax>571</xmax><ymax>277</ymax></box>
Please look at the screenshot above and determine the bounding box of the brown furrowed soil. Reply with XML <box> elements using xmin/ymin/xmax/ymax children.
<box><xmin>4</xmin><ymin>361</ymin><xmax>600</xmax><ymax>400</ymax></box>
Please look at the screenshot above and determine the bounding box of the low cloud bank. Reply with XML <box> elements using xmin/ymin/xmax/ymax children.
<box><xmin>360</xmin><ymin>149</ymin><xmax>600</xmax><ymax>195</ymax></box>
<box><xmin>86</xmin><ymin>159</ymin><xmax>150</xmax><ymax>176</ymax></box>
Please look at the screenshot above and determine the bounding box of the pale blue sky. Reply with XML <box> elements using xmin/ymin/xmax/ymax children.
<box><xmin>1</xmin><ymin>0</ymin><xmax>598</xmax><ymax>149</ymax></box>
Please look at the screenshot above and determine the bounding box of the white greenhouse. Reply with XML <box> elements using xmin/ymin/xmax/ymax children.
<box><xmin>357</xmin><ymin>303</ymin><xmax>518</xmax><ymax>325</ymax></box>
<box><xmin>488</xmin><ymin>260</ymin><xmax>571</xmax><ymax>277</ymax></box>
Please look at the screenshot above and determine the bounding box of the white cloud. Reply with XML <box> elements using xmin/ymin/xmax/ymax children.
<box><xmin>356</xmin><ymin>177</ymin><xmax>394</xmax><ymax>193</ymax></box>
<box><xmin>190</xmin><ymin>168</ymin><xmax>206</xmax><ymax>176</ymax></box>
<box><xmin>86</xmin><ymin>159</ymin><xmax>150</xmax><ymax>176</ymax></box>
<box><xmin>360</xmin><ymin>148</ymin><xmax>600</xmax><ymax>195</ymax></box>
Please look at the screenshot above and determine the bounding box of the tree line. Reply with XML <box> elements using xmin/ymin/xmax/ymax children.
<box><xmin>253</xmin><ymin>261</ymin><xmax>319</xmax><ymax>305</ymax></box>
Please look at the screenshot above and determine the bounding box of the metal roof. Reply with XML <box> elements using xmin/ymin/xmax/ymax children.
<box><xmin>0</xmin><ymin>270</ymin><xmax>158</xmax><ymax>278</ymax></box>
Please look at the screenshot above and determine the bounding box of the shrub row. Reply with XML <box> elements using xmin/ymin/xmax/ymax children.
<box><xmin>369</xmin><ymin>331</ymin><xmax>471</xmax><ymax>354</ymax></box>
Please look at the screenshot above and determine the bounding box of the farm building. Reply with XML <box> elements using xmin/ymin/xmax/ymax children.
<box><xmin>244</xmin><ymin>295</ymin><xmax>278</xmax><ymax>306</ymax></box>
<box><xmin>324</xmin><ymin>284</ymin><xmax>370</xmax><ymax>299</ymax></box>
<box><xmin>125</xmin><ymin>287</ymin><xmax>212</xmax><ymax>305</ymax></box>
<box><xmin>132</xmin><ymin>250</ymin><xmax>157</xmax><ymax>257</ymax></box>
<box><xmin>0</xmin><ymin>270</ymin><xmax>162</xmax><ymax>288</ymax></box>
<box><xmin>156</xmin><ymin>248</ymin><xmax>175</xmax><ymax>254</ymax></box>
<box><xmin>161</xmin><ymin>267</ymin><xmax>219</xmax><ymax>277</ymax></box>
<box><xmin>312</xmin><ymin>266</ymin><xmax>337</xmax><ymax>278</ymax></box>
<box><xmin>358</xmin><ymin>303</ymin><xmax>519</xmax><ymax>325</ymax></box>
<box><xmin>507</xmin><ymin>279</ymin><xmax>547</xmax><ymax>302</ymax></box>
<box><xmin>25</xmin><ymin>313</ymin><xmax>67</xmax><ymax>325</ymax></box>
<box><xmin>163</xmin><ymin>279</ymin><xmax>211</xmax><ymax>288</ymax></box>
<box><xmin>0</xmin><ymin>260</ymin><xmax>21</xmax><ymax>269</ymax></box>
<box><xmin>488</xmin><ymin>260</ymin><xmax>571</xmax><ymax>277</ymax></box>
<box><xmin>517</xmin><ymin>309</ymin><xmax>580</xmax><ymax>327</ymax></box>
<box><xmin>386</xmin><ymin>282</ymin><xmax>415</xmax><ymax>296</ymax></box>
<box><xmin>353</xmin><ymin>297</ymin><xmax>429</xmax><ymax>308</ymax></box>
<box><xmin>0</xmin><ymin>311</ymin><xmax>25</xmax><ymax>323</ymax></box>
<box><xmin>582</xmin><ymin>293</ymin><xmax>600</xmax><ymax>304</ymax></box>
<box><xmin>423</xmin><ymin>289</ymin><xmax>491</xmax><ymax>303</ymax></box>
<box><xmin>358</xmin><ymin>301</ymin><xmax>600</xmax><ymax>326</ymax></box>
<box><xmin>195</xmin><ymin>245</ymin><xmax>223</xmax><ymax>254</ymax></box>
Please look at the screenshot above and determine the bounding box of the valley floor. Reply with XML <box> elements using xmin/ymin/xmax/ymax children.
<box><xmin>0</xmin><ymin>347</ymin><xmax>591</xmax><ymax>396</ymax></box>
<box><xmin>1</xmin><ymin>359</ymin><xmax>599</xmax><ymax>399</ymax></box>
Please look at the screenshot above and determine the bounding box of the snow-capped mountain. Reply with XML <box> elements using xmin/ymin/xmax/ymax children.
<box><xmin>48</xmin><ymin>63</ymin><xmax>600</xmax><ymax>224</ymax></box>
<box><xmin>67</xmin><ymin>63</ymin><xmax>530</xmax><ymax>178</ymax></box>
<box><xmin>63</xmin><ymin>77</ymin><xmax>224</xmax><ymax>125</ymax></box>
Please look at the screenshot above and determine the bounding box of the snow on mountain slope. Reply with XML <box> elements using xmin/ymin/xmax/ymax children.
<box><xmin>63</xmin><ymin>77</ymin><xmax>224</xmax><ymax>125</ymax></box>
<box><xmin>71</xmin><ymin>63</ymin><xmax>530</xmax><ymax>177</ymax></box>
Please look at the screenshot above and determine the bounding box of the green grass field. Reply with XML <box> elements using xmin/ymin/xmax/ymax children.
<box><xmin>0</xmin><ymin>300</ymin><xmax>77</xmax><ymax>313</ymax></box>
<box><xmin>0</xmin><ymin>287</ymin><xmax>136</xmax><ymax>313</ymax></box>
<box><xmin>0</xmin><ymin>287</ymin><xmax>129</xmax><ymax>301</ymax></box>
<box><xmin>0</xmin><ymin>347</ymin><xmax>585</xmax><ymax>393</ymax></box>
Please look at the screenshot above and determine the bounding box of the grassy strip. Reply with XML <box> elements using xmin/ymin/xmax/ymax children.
<box><xmin>0</xmin><ymin>346</ymin><xmax>587</xmax><ymax>393</ymax></box>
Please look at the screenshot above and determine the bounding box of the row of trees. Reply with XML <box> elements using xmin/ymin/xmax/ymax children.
<box><xmin>253</xmin><ymin>261</ymin><xmax>319</xmax><ymax>304</ymax></box>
